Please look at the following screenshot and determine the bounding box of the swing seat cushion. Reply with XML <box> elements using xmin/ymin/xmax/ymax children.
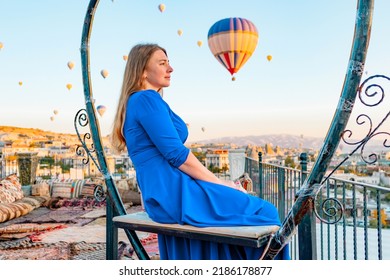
<box><xmin>113</xmin><ymin>211</ymin><xmax>279</xmax><ymax>248</ymax></box>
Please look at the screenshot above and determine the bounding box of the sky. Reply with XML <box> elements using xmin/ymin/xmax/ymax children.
<box><xmin>1</xmin><ymin>0</ymin><xmax>390</xmax><ymax>143</ymax></box>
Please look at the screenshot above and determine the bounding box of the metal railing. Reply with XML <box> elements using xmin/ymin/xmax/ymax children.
<box><xmin>245</xmin><ymin>153</ymin><xmax>390</xmax><ymax>260</ymax></box>
<box><xmin>0</xmin><ymin>159</ymin><xmax>19</xmax><ymax>178</ymax></box>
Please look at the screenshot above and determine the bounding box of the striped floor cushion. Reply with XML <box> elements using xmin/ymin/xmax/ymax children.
<box><xmin>79</xmin><ymin>183</ymin><xmax>97</xmax><ymax>198</ymax></box>
<box><xmin>0</xmin><ymin>202</ymin><xmax>33</xmax><ymax>223</ymax></box>
<box><xmin>51</xmin><ymin>182</ymin><xmax>74</xmax><ymax>198</ymax></box>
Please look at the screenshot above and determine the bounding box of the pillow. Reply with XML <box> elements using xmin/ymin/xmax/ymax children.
<box><xmin>19</xmin><ymin>196</ymin><xmax>49</xmax><ymax>209</ymax></box>
<box><xmin>116</xmin><ymin>179</ymin><xmax>129</xmax><ymax>191</ymax></box>
<box><xmin>0</xmin><ymin>202</ymin><xmax>34</xmax><ymax>223</ymax></box>
<box><xmin>0</xmin><ymin>174</ymin><xmax>24</xmax><ymax>201</ymax></box>
<box><xmin>3</xmin><ymin>174</ymin><xmax>22</xmax><ymax>188</ymax></box>
<box><xmin>79</xmin><ymin>183</ymin><xmax>98</xmax><ymax>198</ymax></box>
<box><xmin>0</xmin><ymin>187</ymin><xmax>16</xmax><ymax>203</ymax></box>
<box><xmin>51</xmin><ymin>181</ymin><xmax>74</xmax><ymax>198</ymax></box>
<box><xmin>0</xmin><ymin>204</ymin><xmax>16</xmax><ymax>222</ymax></box>
<box><xmin>71</xmin><ymin>179</ymin><xmax>87</xmax><ymax>198</ymax></box>
<box><xmin>21</xmin><ymin>185</ymin><xmax>32</xmax><ymax>196</ymax></box>
<box><xmin>31</xmin><ymin>182</ymin><xmax>50</xmax><ymax>197</ymax></box>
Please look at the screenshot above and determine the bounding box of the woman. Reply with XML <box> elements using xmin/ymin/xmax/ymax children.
<box><xmin>111</xmin><ymin>43</ymin><xmax>289</xmax><ymax>260</ymax></box>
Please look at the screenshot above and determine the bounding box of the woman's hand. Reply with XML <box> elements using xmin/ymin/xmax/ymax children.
<box><xmin>178</xmin><ymin>152</ymin><xmax>247</xmax><ymax>194</ymax></box>
<box><xmin>220</xmin><ymin>179</ymin><xmax>248</xmax><ymax>193</ymax></box>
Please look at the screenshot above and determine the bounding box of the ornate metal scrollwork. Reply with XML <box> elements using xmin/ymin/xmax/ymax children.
<box><xmin>341</xmin><ymin>74</ymin><xmax>390</xmax><ymax>164</ymax></box>
<box><xmin>94</xmin><ymin>184</ymin><xmax>106</xmax><ymax>202</ymax></box>
<box><xmin>74</xmin><ymin>108</ymin><xmax>106</xmax><ymax>201</ymax></box>
<box><xmin>321</xmin><ymin>74</ymin><xmax>390</xmax><ymax>178</ymax></box>
<box><xmin>314</xmin><ymin>74</ymin><xmax>390</xmax><ymax>224</ymax></box>
<box><xmin>74</xmin><ymin>109</ymin><xmax>101</xmax><ymax>171</ymax></box>
<box><xmin>313</xmin><ymin>184</ymin><xmax>344</xmax><ymax>224</ymax></box>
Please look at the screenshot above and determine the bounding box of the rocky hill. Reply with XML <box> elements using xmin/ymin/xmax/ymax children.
<box><xmin>192</xmin><ymin>134</ymin><xmax>390</xmax><ymax>154</ymax></box>
<box><xmin>0</xmin><ymin>126</ymin><xmax>75</xmax><ymax>139</ymax></box>
<box><xmin>0</xmin><ymin>126</ymin><xmax>110</xmax><ymax>146</ymax></box>
<box><xmin>190</xmin><ymin>134</ymin><xmax>325</xmax><ymax>150</ymax></box>
<box><xmin>1</xmin><ymin>126</ymin><xmax>387</xmax><ymax>154</ymax></box>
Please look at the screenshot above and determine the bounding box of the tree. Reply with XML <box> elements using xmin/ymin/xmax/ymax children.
<box><xmin>371</xmin><ymin>209</ymin><xmax>388</xmax><ymax>228</ymax></box>
<box><xmin>39</xmin><ymin>156</ymin><xmax>54</xmax><ymax>167</ymax></box>
<box><xmin>284</xmin><ymin>156</ymin><xmax>296</xmax><ymax>168</ymax></box>
<box><xmin>193</xmin><ymin>151</ymin><xmax>206</xmax><ymax>165</ymax></box>
<box><xmin>221</xmin><ymin>164</ymin><xmax>229</xmax><ymax>174</ymax></box>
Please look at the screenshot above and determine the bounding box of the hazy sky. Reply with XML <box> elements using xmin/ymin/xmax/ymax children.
<box><xmin>1</xmin><ymin>0</ymin><xmax>389</xmax><ymax>143</ymax></box>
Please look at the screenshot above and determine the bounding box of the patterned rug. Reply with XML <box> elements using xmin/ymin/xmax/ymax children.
<box><xmin>0</xmin><ymin>204</ymin><xmax>160</xmax><ymax>260</ymax></box>
<box><xmin>0</xmin><ymin>234</ymin><xmax>159</xmax><ymax>260</ymax></box>
<box><xmin>0</xmin><ymin>223</ymin><xmax>67</xmax><ymax>241</ymax></box>
<box><xmin>0</xmin><ymin>206</ymin><xmax>95</xmax><ymax>227</ymax></box>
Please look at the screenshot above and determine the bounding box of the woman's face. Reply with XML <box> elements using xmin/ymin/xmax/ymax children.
<box><xmin>143</xmin><ymin>49</ymin><xmax>173</xmax><ymax>91</ymax></box>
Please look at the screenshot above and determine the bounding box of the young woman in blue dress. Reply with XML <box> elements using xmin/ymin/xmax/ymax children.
<box><xmin>111</xmin><ymin>43</ymin><xmax>289</xmax><ymax>260</ymax></box>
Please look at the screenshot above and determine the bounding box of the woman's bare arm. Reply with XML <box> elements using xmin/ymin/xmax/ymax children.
<box><xmin>178</xmin><ymin>152</ymin><xmax>247</xmax><ymax>193</ymax></box>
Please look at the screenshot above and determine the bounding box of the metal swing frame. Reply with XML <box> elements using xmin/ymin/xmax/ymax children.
<box><xmin>75</xmin><ymin>0</ymin><xmax>384</xmax><ymax>260</ymax></box>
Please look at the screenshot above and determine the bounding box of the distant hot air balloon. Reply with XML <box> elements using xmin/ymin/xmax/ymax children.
<box><xmin>123</xmin><ymin>55</ymin><xmax>128</xmax><ymax>61</ymax></box>
<box><xmin>18</xmin><ymin>81</ymin><xmax>23</xmax><ymax>86</ymax></box>
<box><xmin>66</xmin><ymin>83</ymin><xmax>72</xmax><ymax>90</ymax></box>
<box><xmin>53</xmin><ymin>109</ymin><xmax>58</xmax><ymax>115</ymax></box>
<box><xmin>177</xmin><ymin>29</ymin><xmax>183</xmax><ymax>36</ymax></box>
<box><xmin>158</xmin><ymin>4</ymin><xmax>165</xmax><ymax>12</ymax></box>
<box><xmin>0</xmin><ymin>42</ymin><xmax>3</xmax><ymax>50</ymax></box>
<box><xmin>201</xmin><ymin>127</ymin><xmax>205</xmax><ymax>132</ymax></box>
<box><xmin>67</xmin><ymin>61</ymin><xmax>75</xmax><ymax>70</ymax></box>
<box><xmin>100</xmin><ymin>69</ymin><xmax>109</xmax><ymax>79</ymax></box>
<box><xmin>50</xmin><ymin>116</ymin><xmax>55</xmax><ymax>121</ymax></box>
<box><xmin>208</xmin><ymin>17</ymin><xmax>259</xmax><ymax>81</ymax></box>
<box><xmin>266</xmin><ymin>55</ymin><xmax>272</xmax><ymax>62</ymax></box>
<box><xmin>96</xmin><ymin>105</ymin><xmax>107</xmax><ymax>117</ymax></box>
<box><xmin>197</xmin><ymin>40</ymin><xmax>203</xmax><ymax>47</ymax></box>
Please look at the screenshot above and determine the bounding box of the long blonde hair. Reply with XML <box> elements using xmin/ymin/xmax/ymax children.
<box><xmin>111</xmin><ymin>43</ymin><xmax>167</xmax><ymax>153</ymax></box>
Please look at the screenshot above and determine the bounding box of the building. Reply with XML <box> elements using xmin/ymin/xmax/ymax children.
<box><xmin>205</xmin><ymin>149</ymin><xmax>229</xmax><ymax>171</ymax></box>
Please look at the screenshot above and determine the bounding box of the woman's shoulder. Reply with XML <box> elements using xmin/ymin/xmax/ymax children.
<box><xmin>129</xmin><ymin>90</ymin><xmax>167</xmax><ymax>112</ymax></box>
<box><xmin>129</xmin><ymin>90</ymin><xmax>161</xmax><ymax>103</ymax></box>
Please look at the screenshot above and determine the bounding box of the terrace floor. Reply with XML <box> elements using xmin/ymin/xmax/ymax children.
<box><xmin>0</xmin><ymin>202</ymin><xmax>159</xmax><ymax>260</ymax></box>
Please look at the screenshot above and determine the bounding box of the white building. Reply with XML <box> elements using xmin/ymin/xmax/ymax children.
<box><xmin>205</xmin><ymin>149</ymin><xmax>229</xmax><ymax>170</ymax></box>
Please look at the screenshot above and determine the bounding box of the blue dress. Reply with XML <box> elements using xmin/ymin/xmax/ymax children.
<box><xmin>124</xmin><ymin>89</ymin><xmax>290</xmax><ymax>260</ymax></box>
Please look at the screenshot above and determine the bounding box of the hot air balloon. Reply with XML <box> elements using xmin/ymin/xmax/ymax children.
<box><xmin>266</xmin><ymin>55</ymin><xmax>272</xmax><ymax>62</ymax></box>
<box><xmin>208</xmin><ymin>17</ymin><xmax>259</xmax><ymax>80</ymax></box>
<box><xmin>66</xmin><ymin>83</ymin><xmax>72</xmax><ymax>90</ymax></box>
<box><xmin>0</xmin><ymin>42</ymin><xmax>3</xmax><ymax>50</ymax></box>
<box><xmin>158</xmin><ymin>4</ymin><xmax>165</xmax><ymax>12</ymax></box>
<box><xmin>100</xmin><ymin>69</ymin><xmax>109</xmax><ymax>79</ymax></box>
<box><xmin>50</xmin><ymin>116</ymin><xmax>55</xmax><ymax>121</ymax></box>
<box><xmin>18</xmin><ymin>81</ymin><xmax>23</xmax><ymax>86</ymax></box>
<box><xmin>201</xmin><ymin>127</ymin><xmax>206</xmax><ymax>132</ymax></box>
<box><xmin>53</xmin><ymin>109</ymin><xmax>58</xmax><ymax>115</ymax></box>
<box><xmin>197</xmin><ymin>40</ymin><xmax>203</xmax><ymax>47</ymax></box>
<box><xmin>123</xmin><ymin>55</ymin><xmax>128</xmax><ymax>61</ymax></box>
<box><xmin>177</xmin><ymin>29</ymin><xmax>183</xmax><ymax>36</ymax></box>
<box><xmin>97</xmin><ymin>105</ymin><xmax>107</xmax><ymax>117</ymax></box>
<box><xmin>67</xmin><ymin>61</ymin><xmax>75</xmax><ymax>70</ymax></box>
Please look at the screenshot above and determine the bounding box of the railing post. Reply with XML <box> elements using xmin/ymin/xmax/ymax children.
<box><xmin>298</xmin><ymin>152</ymin><xmax>317</xmax><ymax>260</ymax></box>
<box><xmin>258</xmin><ymin>152</ymin><xmax>263</xmax><ymax>198</ymax></box>
<box><xmin>277</xmin><ymin>166</ymin><xmax>286</xmax><ymax>221</ymax></box>
<box><xmin>106</xmin><ymin>196</ymin><xmax>118</xmax><ymax>260</ymax></box>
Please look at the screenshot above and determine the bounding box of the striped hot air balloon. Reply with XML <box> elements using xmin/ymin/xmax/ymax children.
<box><xmin>207</xmin><ymin>17</ymin><xmax>258</xmax><ymax>80</ymax></box>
